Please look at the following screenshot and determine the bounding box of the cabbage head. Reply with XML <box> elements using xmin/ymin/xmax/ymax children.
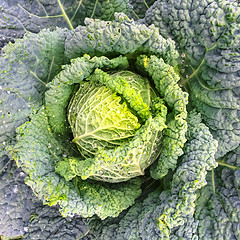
<box><xmin>8</xmin><ymin>13</ymin><xmax>188</xmax><ymax>219</ymax></box>
<box><xmin>55</xmin><ymin>68</ymin><xmax>168</xmax><ymax>183</ymax></box>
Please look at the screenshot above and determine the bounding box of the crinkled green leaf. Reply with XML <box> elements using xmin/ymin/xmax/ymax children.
<box><xmin>110</xmin><ymin>70</ymin><xmax>159</xmax><ymax>109</ymax></box>
<box><xmin>169</xmin><ymin>147</ymin><xmax>240</xmax><ymax>240</ymax></box>
<box><xmin>87</xmin><ymin>69</ymin><xmax>153</xmax><ymax>121</ymax></box>
<box><xmin>0</xmin><ymin>0</ymin><xmax>132</xmax><ymax>49</ymax></box>
<box><xmin>0</xmin><ymin>160</ymin><xmax>92</xmax><ymax>240</ymax></box>
<box><xmin>144</xmin><ymin>0</ymin><xmax>240</xmax><ymax>157</ymax></box>
<box><xmin>192</xmin><ymin>147</ymin><xmax>240</xmax><ymax>240</ymax></box>
<box><xmin>0</xmin><ymin>160</ymin><xmax>39</xmax><ymax>239</ymax></box>
<box><xmin>0</xmin><ymin>28</ymin><xmax>67</xmax><ymax>162</ymax></box>
<box><xmin>136</xmin><ymin>55</ymin><xmax>188</xmax><ymax>179</ymax></box>
<box><xmin>23</xmin><ymin>204</ymin><xmax>92</xmax><ymax>240</ymax></box>
<box><xmin>65</xmin><ymin>13</ymin><xmax>179</xmax><ymax>65</ymax></box>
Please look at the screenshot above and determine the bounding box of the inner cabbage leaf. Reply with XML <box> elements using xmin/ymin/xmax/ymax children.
<box><xmin>68</xmin><ymin>81</ymin><xmax>141</xmax><ymax>157</ymax></box>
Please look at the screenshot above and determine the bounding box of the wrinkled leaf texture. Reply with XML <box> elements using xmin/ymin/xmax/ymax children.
<box><xmin>0</xmin><ymin>0</ymin><xmax>132</xmax><ymax>49</ymax></box>
<box><xmin>0</xmin><ymin>160</ymin><xmax>92</xmax><ymax>239</ymax></box>
<box><xmin>144</xmin><ymin>0</ymin><xmax>240</xmax><ymax>158</ymax></box>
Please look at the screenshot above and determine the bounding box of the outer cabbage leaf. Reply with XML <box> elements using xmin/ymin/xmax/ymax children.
<box><xmin>89</xmin><ymin>110</ymin><xmax>218</xmax><ymax>239</ymax></box>
<box><xmin>0</xmin><ymin>160</ymin><xmax>92</xmax><ymax>240</ymax></box>
<box><xmin>168</xmin><ymin>147</ymin><xmax>240</xmax><ymax>239</ymax></box>
<box><xmin>144</xmin><ymin>0</ymin><xmax>240</xmax><ymax>157</ymax></box>
<box><xmin>192</xmin><ymin>147</ymin><xmax>240</xmax><ymax>239</ymax></box>
<box><xmin>0</xmin><ymin>28</ymin><xmax>67</xmax><ymax>164</ymax></box>
<box><xmin>0</xmin><ymin>160</ymin><xmax>39</xmax><ymax>239</ymax></box>
<box><xmin>0</xmin><ymin>0</ymin><xmax>132</xmax><ymax>49</ymax></box>
<box><xmin>64</xmin><ymin>13</ymin><xmax>179</xmax><ymax>65</ymax></box>
<box><xmin>0</xmin><ymin>24</ymin><xmax>68</xmax><ymax>240</ymax></box>
<box><xmin>23</xmin><ymin>204</ymin><xmax>93</xmax><ymax>240</ymax></box>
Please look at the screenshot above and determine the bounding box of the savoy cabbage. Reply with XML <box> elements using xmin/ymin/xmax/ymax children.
<box><xmin>0</xmin><ymin>0</ymin><xmax>239</xmax><ymax>239</ymax></box>
<box><xmin>8</xmin><ymin>14</ymin><xmax>188</xmax><ymax>220</ymax></box>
